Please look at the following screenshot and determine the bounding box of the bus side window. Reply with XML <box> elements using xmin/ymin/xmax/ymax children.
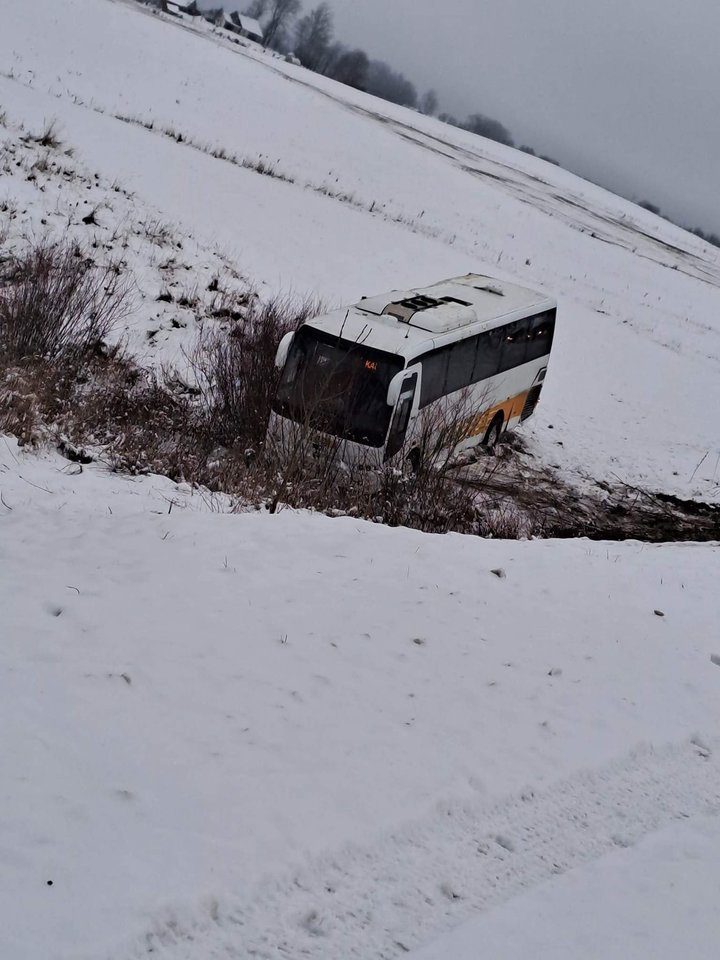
<box><xmin>526</xmin><ymin>310</ymin><xmax>556</xmax><ymax>361</ymax></box>
<box><xmin>445</xmin><ymin>337</ymin><xmax>479</xmax><ymax>394</ymax></box>
<box><xmin>499</xmin><ymin>318</ymin><xmax>530</xmax><ymax>372</ymax></box>
<box><xmin>472</xmin><ymin>328</ymin><xmax>503</xmax><ymax>382</ymax></box>
<box><xmin>419</xmin><ymin>348</ymin><xmax>451</xmax><ymax>407</ymax></box>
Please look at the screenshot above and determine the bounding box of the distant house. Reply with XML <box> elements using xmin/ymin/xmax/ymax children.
<box><xmin>226</xmin><ymin>11</ymin><xmax>264</xmax><ymax>44</ymax></box>
<box><xmin>166</xmin><ymin>0</ymin><xmax>199</xmax><ymax>15</ymax></box>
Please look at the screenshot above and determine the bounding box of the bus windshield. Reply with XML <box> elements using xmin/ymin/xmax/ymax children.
<box><xmin>273</xmin><ymin>326</ymin><xmax>404</xmax><ymax>447</ymax></box>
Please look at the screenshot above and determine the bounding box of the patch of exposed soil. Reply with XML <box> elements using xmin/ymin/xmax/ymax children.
<box><xmin>455</xmin><ymin>437</ymin><xmax>720</xmax><ymax>543</ymax></box>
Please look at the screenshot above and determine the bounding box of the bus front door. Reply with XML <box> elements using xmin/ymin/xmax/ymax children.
<box><xmin>384</xmin><ymin>372</ymin><xmax>419</xmax><ymax>461</ymax></box>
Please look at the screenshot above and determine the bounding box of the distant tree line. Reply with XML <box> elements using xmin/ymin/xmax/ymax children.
<box><xmin>141</xmin><ymin>0</ymin><xmax>555</xmax><ymax>154</ymax></box>
<box><xmin>639</xmin><ymin>201</ymin><xmax>720</xmax><ymax>248</ymax></box>
<box><xmin>244</xmin><ymin>2</ymin><xmax>549</xmax><ymax>154</ymax></box>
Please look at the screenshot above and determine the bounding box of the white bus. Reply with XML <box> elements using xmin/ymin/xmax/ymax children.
<box><xmin>270</xmin><ymin>273</ymin><xmax>556</xmax><ymax>466</ymax></box>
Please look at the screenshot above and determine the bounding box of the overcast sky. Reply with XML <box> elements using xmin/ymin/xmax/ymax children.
<box><xmin>234</xmin><ymin>0</ymin><xmax>720</xmax><ymax>233</ymax></box>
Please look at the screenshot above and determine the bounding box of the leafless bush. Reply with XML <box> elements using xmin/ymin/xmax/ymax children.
<box><xmin>24</xmin><ymin>119</ymin><xmax>63</xmax><ymax>150</ymax></box>
<box><xmin>0</xmin><ymin>364</ymin><xmax>44</xmax><ymax>445</ymax></box>
<box><xmin>191</xmin><ymin>295</ymin><xmax>320</xmax><ymax>448</ymax></box>
<box><xmin>31</xmin><ymin>152</ymin><xmax>52</xmax><ymax>175</ymax></box>
<box><xmin>240</xmin><ymin>156</ymin><xmax>295</xmax><ymax>183</ymax></box>
<box><xmin>140</xmin><ymin>219</ymin><xmax>175</xmax><ymax>247</ymax></box>
<box><xmin>263</xmin><ymin>378</ymin><xmax>484</xmax><ymax>532</ymax></box>
<box><xmin>0</xmin><ymin>239</ymin><xmax>131</xmax><ymax>362</ymax></box>
<box><xmin>0</xmin><ymin>351</ymin><xmax>200</xmax><ymax>474</ymax></box>
<box><xmin>207</xmin><ymin>282</ymin><xmax>250</xmax><ymax>320</ymax></box>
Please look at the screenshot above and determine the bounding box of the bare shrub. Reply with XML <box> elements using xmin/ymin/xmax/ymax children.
<box><xmin>24</xmin><ymin>119</ymin><xmax>63</xmax><ymax>150</ymax></box>
<box><xmin>191</xmin><ymin>296</ymin><xmax>320</xmax><ymax>449</ymax></box>
<box><xmin>140</xmin><ymin>219</ymin><xmax>175</xmax><ymax>247</ymax></box>
<box><xmin>81</xmin><ymin>361</ymin><xmax>198</xmax><ymax>477</ymax></box>
<box><xmin>264</xmin><ymin>415</ymin><xmax>353</xmax><ymax>514</ymax></box>
<box><xmin>0</xmin><ymin>239</ymin><xmax>131</xmax><ymax>362</ymax></box>
<box><xmin>0</xmin><ymin>351</ymin><xmax>200</xmax><ymax>475</ymax></box>
<box><xmin>264</xmin><ymin>376</ymin><xmax>484</xmax><ymax>532</ymax></box>
<box><xmin>360</xmin><ymin>458</ymin><xmax>478</xmax><ymax>534</ymax></box>
<box><xmin>31</xmin><ymin>152</ymin><xmax>52</xmax><ymax>175</ymax></box>
<box><xmin>0</xmin><ymin>364</ymin><xmax>44</xmax><ymax>445</ymax></box>
<box><xmin>240</xmin><ymin>156</ymin><xmax>295</xmax><ymax>183</ymax></box>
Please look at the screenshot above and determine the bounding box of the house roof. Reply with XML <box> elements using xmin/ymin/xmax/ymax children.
<box><xmin>229</xmin><ymin>12</ymin><xmax>263</xmax><ymax>36</ymax></box>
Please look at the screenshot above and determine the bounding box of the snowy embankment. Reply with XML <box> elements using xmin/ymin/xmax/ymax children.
<box><xmin>2</xmin><ymin>0</ymin><xmax>720</xmax><ymax>956</ymax></box>
<box><xmin>2</xmin><ymin>437</ymin><xmax>720</xmax><ymax>959</ymax></box>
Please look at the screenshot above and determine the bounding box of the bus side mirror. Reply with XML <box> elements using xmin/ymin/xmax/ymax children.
<box><xmin>386</xmin><ymin>371</ymin><xmax>406</xmax><ymax>407</ymax></box>
<box><xmin>275</xmin><ymin>331</ymin><xmax>295</xmax><ymax>370</ymax></box>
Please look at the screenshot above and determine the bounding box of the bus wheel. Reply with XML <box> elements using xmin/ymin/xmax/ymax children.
<box><xmin>482</xmin><ymin>415</ymin><xmax>503</xmax><ymax>451</ymax></box>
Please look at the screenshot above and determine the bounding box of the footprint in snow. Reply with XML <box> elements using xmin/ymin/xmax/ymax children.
<box><xmin>495</xmin><ymin>834</ymin><xmax>515</xmax><ymax>852</ymax></box>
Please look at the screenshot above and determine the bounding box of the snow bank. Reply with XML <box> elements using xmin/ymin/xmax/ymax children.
<box><xmin>1</xmin><ymin>438</ymin><xmax>719</xmax><ymax>957</ymax></box>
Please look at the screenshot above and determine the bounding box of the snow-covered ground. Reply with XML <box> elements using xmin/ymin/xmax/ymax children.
<box><xmin>2</xmin><ymin>1</ymin><xmax>720</xmax><ymax>957</ymax></box>
<box><xmin>2</xmin><ymin>438</ymin><xmax>720</xmax><ymax>959</ymax></box>
<box><xmin>0</xmin><ymin>107</ymin><xmax>251</xmax><ymax>363</ymax></box>
<box><xmin>2</xmin><ymin>0</ymin><xmax>720</xmax><ymax>498</ymax></box>
<box><xmin>411</xmin><ymin>816</ymin><xmax>720</xmax><ymax>960</ymax></box>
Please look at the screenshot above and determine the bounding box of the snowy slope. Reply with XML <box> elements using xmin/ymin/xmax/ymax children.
<box><xmin>1</xmin><ymin>438</ymin><xmax>720</xmax><ymax>959</ymax></box>
<box><xmin>0</xmin><ymin>107</ymin><xmax>251</xmax><ymax>362</ymax></box>
<box><xmin>3</xmin><ymin>2</ymin><xmax>720</xmax><ymax>958</ymax></box>
<box><xmin>2</xmin><ymin>0</ymin><xmax>720</xmax><ymax>499</ymax></box>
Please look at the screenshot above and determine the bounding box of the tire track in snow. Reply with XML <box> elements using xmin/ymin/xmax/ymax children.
<box><xmin>124</xmin><ymin>737</ymin><xmax>720</xmax><ymax>959</ymax></box>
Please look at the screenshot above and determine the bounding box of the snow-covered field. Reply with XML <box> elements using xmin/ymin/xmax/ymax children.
<box><xmin>2</xmin><ymin>1</ymin><xmax>720</xmax><ymax>957</ymax></box>
<box><xmin>2</xmin><ymin>438</ymin><xmax>720</xmax><ymax>959</ymax></box>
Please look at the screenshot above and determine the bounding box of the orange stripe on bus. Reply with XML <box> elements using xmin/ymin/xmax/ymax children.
<box><xmin>463</xmin><ymin>390</ymin><xmax>530</xmax><ymax>439</ymax></box>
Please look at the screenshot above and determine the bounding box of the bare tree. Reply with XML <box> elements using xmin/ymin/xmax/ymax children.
<box><xmin>365</xmin><ymin>60</ymin><xmax>417</xmax><ymax>108</ymax></box>
<box><xmin>244</xmin><ymin>0</ymin><xmax>268</xmax><ymax>17</ymax></box>
<box><xmin>294</xmin><ymin>2</ymin><xmax>333</xmax><ymax>70</ymax></box>
<box><xmin>329</xmin><ymin>48</ymin><xmax>369</xmax><ymax>90</ymax></box>
<box><xmin>464</xmin><ymin>113</ymin><xmax>514</xmax><ymax>147</ymax></box>
<box><xmin>318</xmin><ymin>40</ymin><xmax>345</xmax><ymax>76</ymax></box>
<box><xmin>263</xmin><ymin>0</ymin><xmax>301</xmax><ymax>49</ymax></box>
<box><xmin>420</xmin><ymin>89</ymin><xmax>438</xmax><ymax>116</ymax></box>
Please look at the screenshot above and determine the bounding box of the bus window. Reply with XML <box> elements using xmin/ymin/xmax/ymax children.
<box><xmin>446</xmin><ymin>337</ymin><xmax>479</xmax><ymax>394</ymax></box>
<box><xmin>498</xmin><ymin>318</ymin><xmax>530</xmax><ymax>371</ymax></box>
<box><xmin>472</xmin><ymin>328</ymin><xmax>503</xmax><ymax>382</ymax></box>
<box><xmin>526</xmin><ymin>311</ymin><xmax>556</xmax><ymax>361</ymax></box>
<box><xmin>273</xmin><ymin>327</ymin><xmax>403</xmax><ymax>446</ymax></box>
<box><xmin>419</xmin><ymin>348</ymin><xmax>451</xmax><ymax>407</ymax></box>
